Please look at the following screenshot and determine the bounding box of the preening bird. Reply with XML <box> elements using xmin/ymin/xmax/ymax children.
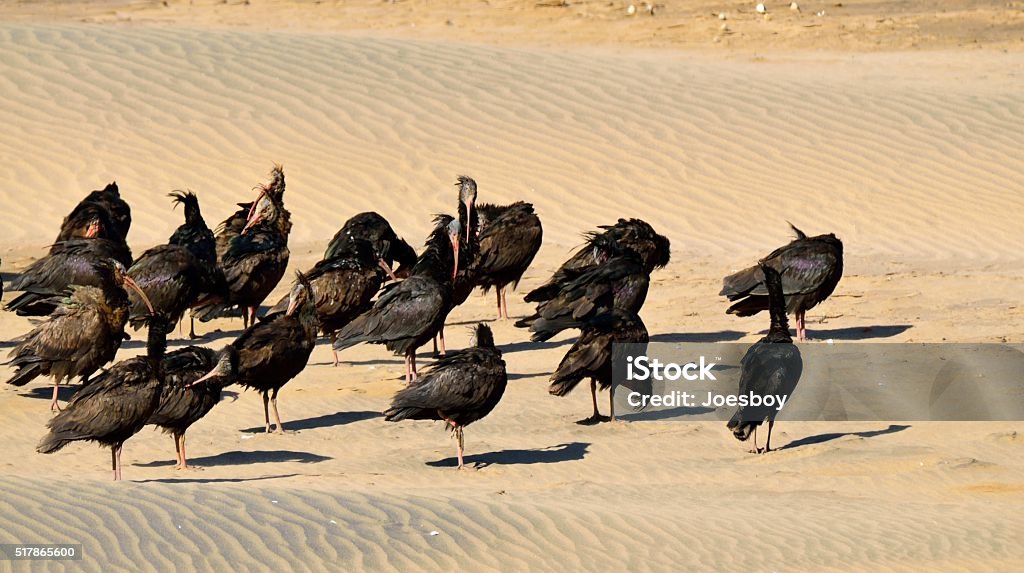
<box><xmin>324</xmin><ymin>212</ymin><xmax>417</xmax><ymax>278</ymax></box>
<box><xmin>549</xmin><ymin>309</ymin><xmax>649</xmax><ymax>424</ymax></box>
<box><xmin>720</xmin><ymin>223</ymin><xmax>843</xmax><ymax>341</ymax></box>
<box><xmin>384</xmin><ymin>323</ymin><xmax>507</xmax><ymax>469</ymax></box>
<box><xmin>726</xmin><ymin>263</ymin><xmax>804</xmax><ymax>453</ymax></box>
<box><xmin>473</xmin><ymin>201</ymin><xmax>543</xmax><ymax>319</ymax></box>
<box><xmin>55</xmin><ymin>182</ymin><xmax>132</xmax><ymax>246</ymax></box>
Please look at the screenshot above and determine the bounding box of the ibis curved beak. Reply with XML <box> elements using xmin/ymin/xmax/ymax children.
<box><xmin>378</xmin><ymin>258</ymin><xmax>398</xmax><ymax>282</ymax></box>
<box><xmin>462</xmin><ymin>198</ymin><xmax>474</xmax><ymax>243</ymax></box>
<box><xmin>246</xmin><ymin>187</ymin><xmax>267</xmax><ymax>221</ymax></box>
<box><xmin>187</xmin><ymin>366</ymin><xmax>220</xmax><ymax>388</ymax></box>
<box><xmin>124</xmin><ymin>276</ymin><xmax>155</xmax><ymax>315</ymax></box>
<box><xmin>451</xmin><ymin>237</ymin><xmax>460</xmax><ymax>283</ymax></box>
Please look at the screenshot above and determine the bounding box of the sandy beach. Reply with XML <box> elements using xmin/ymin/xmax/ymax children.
<box><xmin>0</xmin><ymin>1</ymin><xmax>1022</xmax><ymax>571</ymax></box>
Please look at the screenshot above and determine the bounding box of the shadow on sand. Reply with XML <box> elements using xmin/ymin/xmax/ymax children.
<box><xmin>781</xmin><ymin>424</ymin><xmax>911</xmax><ymax>450</ymax></box>
<box><xmin>803</xmin><ymin>324</ymin><xmax>913</xmax><ymax>341</ymax></box>
<box><xmin>138</xmin><ymin>473</ymin><xmax>302</xmax><ymax>484</ymax></box>
<box><xmin>649</xmin><ymin>330</ymin><xmax>748</xmax><ymax>344</ymax></box>
<box><xmin>241</xmin><ymin>410</ymin><xmax>380</xmax><ymax>433</ymax></box>
<box><xmin>427</xmin><ymin>441</ymin><xmax>590</xmax><ymax>469</ymax></box>
<box><xmin>138</xmin><ymin>450</ymin><xmax>331</xmax><ymax>468</ymax></box>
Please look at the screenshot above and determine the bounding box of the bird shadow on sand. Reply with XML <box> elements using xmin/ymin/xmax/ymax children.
<box><xmin>137</xmin><ymin>450</ymin><xmax>331</xmax><ymax>469</ymax></box>
<box><xmin>650</xmin><ymin>330</ymin><xmax>747</xmax><ymax>343</ymax></box>
<box><xmin>19</xmin><ymin>385</ymin><xmax>78</xmax><ymax>402</ymax></box>
<box><xmin>241</xmin><ymin>410</ymin><xmax>380</xmax><ymax>433</ymax></box>
<box><xmin>780</xmin><ymin>424</ymin><xmax>911</xmax><ymax>450</ymax></box>
<box><xmin>499</xmin><ymin>338</ymin><xmax>576</xmax><ymax>355</ymax></box>
<box><xmin>426</xmin><ymin>441</ymin><xmax>590</xmax><ymax>469</ymax></box>
<box><xmin>138</xmin><ymin>473</ymin><xmax>302</xmax><ymax>484</ymax></box>
<box><xmin>805</xmin><ymin>325</ymin><xmax>913</xmax><ymax>341</ymax></box>
<box><xmin>507</xmin><ymin>372</ymin><xmax>549</xmax><ymax>381</ymax></box>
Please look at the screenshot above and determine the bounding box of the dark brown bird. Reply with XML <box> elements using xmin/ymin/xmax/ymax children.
<box><xmin>525</xmin><ymin>218</ymin><xmax>670</xmax><ymax>306</ymax></box>
<box><xmin>6</xmin><ymin>259</ymin><xmax>154</xmax><ymax>411</ymax></box>
<box><xmin>324</xmin><ymin>212</ymin><xmax>417</xmax><ymax>278</ymax></box>
<box><xmin>193</xmin><ymin>273</ymin><xmax>317</xmax><ymax>434</ymax></box>
<box><xmin>474</xmin><ymin>201</ymin><xmax>543</xmax><ymax>319</ymax></box>
<box><xmin>55</xmin><ymin>182</ymin><xmax>132</xmax><ymax>246</ymax></box>
<box><xmin>126</xmin><ymin>193</ymin><xmax>223</xmax><ymax>335</ymax></box>
<box><xmin>37</xmin><ymin>313</ymin><xmax>169</xmax><ymax>481</ymax></box>
<box><xmin>727</xmin><ymin>263</ymin><xmax>803</xmax><ymax>453</ymax></box>
<box><xmin>199</xmin><ymin>166</ymin><xmax>290</xmax><ymax>328</ymax></box>
<box><xmin>549</xmin><ymin>309</ymin><xmax>649</xmax><ymax>425</ymax></box>
<box><xmin>334</xmin><ymin>218</ymin><xmax>460</xmax><ymax>383</ymax></box>
<box><xmin>384</xmin><ymin>323</ymin><xmax>507</xmax><ymax>469</ymax></box>
<box><xmin>516</xmin><ymin>236</ymin><xmax>651</xmax><ymax>342</ymax></box>
<box><xmin>148</xmin><ymin>345</ymin><xmax>238</xmax><ymax>469</ymax></box>
<box><xmin>194</xmin><ymin>182</ymin><xmax>291</xmax><ymax>329</ymax></box>
<box><xmin>720</xmin><ymin>223</ymin><xmax>843</xmax><ymax>341</ymax></box>
<box><xmin>267</xmin><ymin>240</ymin><xmax>391</xmax><ymax>367</ymax></box>
<box><xmin>5</xmin><ymin>238</ymin><xmax>133</xmax><ymax>316</ymax></box>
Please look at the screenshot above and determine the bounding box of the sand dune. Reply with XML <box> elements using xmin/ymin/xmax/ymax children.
<box><xmin>0</xmin><ymin>15</ymin><xmax>1022</xmax><ymax>573</ymax></box>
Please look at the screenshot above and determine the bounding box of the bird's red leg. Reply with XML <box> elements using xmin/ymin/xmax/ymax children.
<box><xmin>764</xmin><ymin>420</ymin><xmax>775</xmax><ymax>453</ymax></box>
<box><xmin>410</xmin><ymin>351</ymin><xmax>418</xmax><ymax>381</ymax></box>
<box><xmin>270</xmin><ymin>388</ymin><xmax>285</xmax><ymax>434</ymax></box>
<box><xmin>262</xmin><ymin>391</ymin><xmax>271</xmax><ymax>433</ymax></box>
<box><xmin>456</xmin><ymin>427</ymin><xmax>465</xmax><ymax>469</ymax></box>
<box><xmin>50</xmin><ymin>382</ymin><xmax>61</xmax><ymax>412</ymax></box>
<box><xmin>181</xmin><ymin>433</ymin><xmax>191</xmax><ymax>469</ymax></box>
<box><xmin>495</xmin><ymin>289</ymin><xmax>503</xmax><ymax>319</ymax></box>
<box><xmin>404</xmin><ymin>353</ymin><xmax>411</xmax><ymax>383</ymax></box>
<box><xmin>111</xmin><ymin>447</ymin><xmax>117</xmax><ymax>481</ymax></box>
<box><xmin>501</xmin><ymin>287</ymin><xmax>509</xmax><ymax>320</ymax></box>
<box><xmin>438</xmin><ymin>327</ymin><xmax>446</xmax><ymax>357</ymax></box>
<box><xmin>115</xmin><ymin>444</ymin><xmax>123</xmax><ymax>481</ymax></box>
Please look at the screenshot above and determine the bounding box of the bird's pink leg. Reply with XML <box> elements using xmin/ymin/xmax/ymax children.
<box><xmin>456</xmin><ymin>427</ymin><xmax>465</xmax><ymax>469</ymax></box>
<box><xmin>495</xmin><ymin>289</ymin><xmax>503</xmax><ymax>319</ymax></box>
<box><xmin>270</xmin><ymin>388</ymin><xmax>285</xmax><ymax>434</ymax></box>
<box><xmin>500</xmin><ymin>287</ymin><xmax>509</xmax><ymax>320</ymax></box>
<box><xmin>50</xmin><ymin>382</ymin><xmax>61</xmax><ymax>412</ymax></box>
<box><xmin>174</xmin><ymin>433</ymin><xmax>182</xmax><ymax>470</ymax></box>
<box><xmin>749</xmin><ymin>426</ymin><xmax>760</xmax><ymax>454</ymax></box>
<box><xmin>115</xmin><ymin>444</ymin><xmax>123</xmax><ymax>481</ymax></box>
<box><xmin>330</xmin><ymin>333</ymin><xmax>340</xmax><ymax>367</ymax></box>
<box><xmin>404</xmin><ymin>353</ymin><xmax>412</xmax><ymax>383</ymax></box>
<box><xmin>111</xmin><ymin>447</ymin><xmax>118</xmax><ymax>481</ymax></box>
<box><xmin>796</xmin><ymin>311</ymin><xmax>807</xmax><ymax>341</ymax></box>
<box><xmin>438</xmin><ymin>327</ymin><xmax>446</xmax><ymax>357</ymax></box>
<box><xmin>262</xmin><ymin>391</ymin><xmax>271</xmax><ymax>433</ymax></box>
<box><xmin>764</xmin><ymin>420</ymin><xmax>775</xmax><ymax>453</ymax></box>
<box><xmin>410</xmin><ymin>351</ymin><xmax>418</xmax><ymax>381</ymax></box>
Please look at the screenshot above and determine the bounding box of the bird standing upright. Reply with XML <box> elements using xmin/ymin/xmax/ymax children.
<box><xmin>37</xmin><ymin>313</ymin><xmax>170</xmax><ymax>481</ymax></box>
<box><xmin>727</xmin><ymin>263</ymin><xmax>804</xmax><ymax>453</ymax></box>
<box><xmin>384</xmin><ymin>323</ymin><xmax>507</xmax><ymax>469</ymax></box>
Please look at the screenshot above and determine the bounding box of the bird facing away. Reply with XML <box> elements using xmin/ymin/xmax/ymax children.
<box><xmin>166</xmin><ymin>190</ymin><xmax>224</xmax><ymax>338</ymax></box>
<box><xmin>720</xmin><ymin>223</ymin><xmax>843</xmax><ymax>341</ymax></box>
<box><xmin>726</xmin><ymin>263</ymin><xmax>804</xmax><ymax>453</ymax></box>
<box><xmin>37</xmin><ymin>313</ymin><xmax>169</xmax><ymax>481</ymax></box>
<box><xmin>6</xmin><ymin>259</ymin><xmax>154</xmax><ymax>412</ymax></box>
<box><xmin>267</xmin><ymin>239</ymin><xmax>392</xmax><ymax>367</ymax></box>
<box><xmin>149</xmin><ymin>345</ymin><xmax>238</xmax><ymax>470</ymax></box>
<box><xmin>474</xmin><ymin>201</ymin><xmax>543</xmax><ymax>320</ymax></box>
<box><xmin>324</xmin><ymin>212</ymin><xmax>417</xmax><ymax>278</ymax></box>
<box><xmin>193</xmin><ymin>272</ymin><xmax>317</xmax><ymax>434</ymax></box>
<box><xmin>384</xmin><ymin>323</ymin><xmax>507</xmax><ymax>469</ymax></box>
<box><xmin>333</xmin><ymin>217</ymin><xmax>461</xmax><ymax>383</ymax></box>
<box><xmin>549</xmin><ymin>309</ymin><xmax>649</xmax><ymax>425</ymax></box>
<box><xmin>525</xmin><ymin>218</ymin><xmax>670</xmax><ymax>306</ymax></box>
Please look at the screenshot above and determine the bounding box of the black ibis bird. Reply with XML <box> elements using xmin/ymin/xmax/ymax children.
<box><xmin>727</xmin><ymin>263</ymin><xmax>803</xmax><ymax>453</ymax></box>
<box><xmin>549</xmin><ymin>309</ymin><xmax>649</xmax><ymax>424</ymax></box>
<box><xmin>525</xmin><ymin>218</ymin><xmax>670</xmax><ymax>306</ymax></box>
<box><xmin>5</xmin><ymin>238</ymin><xmax>134</xmax><ymax>316</ymax></box>
<box><xmin>516</xmin><ymin>236</ymin><xmax>650</xmax><ymax>342</ymax></box>
<box><xmin>126</xmin><ymin>192</ymin><xmax>223</xmax><ymax>335</ymax></box>
<box><xmin>267</xmin><ymin>240</ymin><xmax>393</xmax><ymax>367</ymax></box>
<box><xmin>194</xmin><ymin>273</ymin><xmax>317</xmax><ymax>434</ymax></box>
<box><xmin>37</xmin><ymin>313</ymin><xmax>169</xmax><ymax>481</ymax></box>
<box><xmin>55</xmin><ymin>182</ymin><xmax>132</xmax><ymax>245</ymax></box>
<box><xmin>474</xmin><ymin>201</ymin><xmax>543</xmax><ymax>319</ymax></box>
<box><xmin>194</xmin><ymin>187</ymin><xmax>291</xmax><ymax>328</ymax></box>
<box><xmin>324</xmin><ymin>212</ymin><xmax>417</xmax><ymax>278</ymax></box>
<box><xmin>384</xmin><ymin>323</ymin><xmax>507</xmax><ymax>469</ymax></box>
<box><xmin>6</xmin><ymin>259</ymin><xmax>155</xmax><ymax>411</ymax></box>
<box><xmin>148</xmin><ymin>345</ymin><xmax>238</xmax><ymax>469</ymax></box>
<box><xmin>166</xmin><ymin>190</ymin><xmax>223</xmax><ymax>338</ymax></box>
<box><xmin>720</xmin><ymin>223</ymin><xmax>843</xmax><ymax>341</ymax></box>
<box><xmin>334</xmin><ymin>217</ymin><xmax>461</xmax><ymax>383</ymax></box>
